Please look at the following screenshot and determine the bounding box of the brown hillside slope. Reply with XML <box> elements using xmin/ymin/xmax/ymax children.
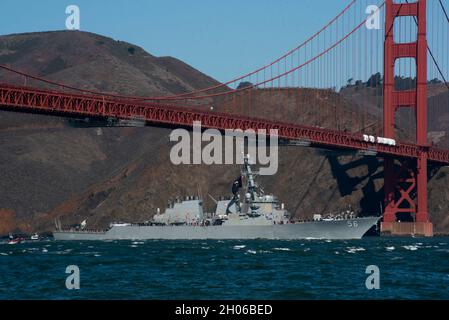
<box><xmin>1</xmin><ymin>30</ymin><xmax>449</xmax><ymax>235</ymax></box>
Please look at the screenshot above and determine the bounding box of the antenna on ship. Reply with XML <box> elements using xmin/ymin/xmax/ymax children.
<box><xmin>54</xmin><ymin>218</ymin><xmax>62</xmax><ymax>231</ymax></box>
<box><xmin>208</xmin><ymin>194</ymin><xmax>218</xmax><ymax>204</ymax></box>
<box><xmin>197</xmin><ymin>183</ymin><xmax>202</xmax><ymax>200</ymax></box>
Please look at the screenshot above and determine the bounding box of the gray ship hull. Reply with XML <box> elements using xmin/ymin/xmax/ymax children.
<box><xmin>53</xmin><ymin>217</ymin><xmax>379</xmax><ymax>240</ymax></box>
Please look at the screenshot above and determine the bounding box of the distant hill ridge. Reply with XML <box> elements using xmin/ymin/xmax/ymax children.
<box><xmin>1</xmin><ymin>30</ymin><xmax>449</xmax><ymax>235</ymax></box>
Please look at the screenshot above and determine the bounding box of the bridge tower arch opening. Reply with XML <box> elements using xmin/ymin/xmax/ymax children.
<box><xmin>382</xmin><ymin>0</ymin><xmax>433</xmax><ymax>236</ymax></box>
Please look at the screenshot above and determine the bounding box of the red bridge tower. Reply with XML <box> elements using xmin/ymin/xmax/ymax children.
<box><xmin>381</xmin><ymin>0</ymin><xmax>433</xmax><ymax>236</ymax></box>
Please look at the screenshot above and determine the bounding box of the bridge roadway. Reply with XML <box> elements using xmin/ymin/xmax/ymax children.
<box><xmin>1</xmin><ymin>83</ymin><xmax>449</xmax><ymax>165</ymax></box>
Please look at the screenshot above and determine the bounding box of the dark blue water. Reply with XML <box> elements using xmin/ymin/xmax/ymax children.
<box><xmin>1</xmin><ymin>237</ymin><xmax>449</xmax><ymax>299</ymax></box>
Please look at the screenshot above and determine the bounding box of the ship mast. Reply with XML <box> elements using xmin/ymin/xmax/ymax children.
<box><xmin>243</xmin><ymin>155</ymin><xmax>258</xmax><ymax>201</ymax></box>
<box><xmin>242</xmin><ymin>155</ymin><xmax>261</xmax><ymax>216</ymax></box>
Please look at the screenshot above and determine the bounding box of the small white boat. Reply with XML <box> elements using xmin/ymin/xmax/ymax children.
<box><xmin>30</xmin><ymin>233</ymin><xmax>39</xmax><ymax>241</ymax></box>
<box><xmin>8</xmin><ymin>236</ymin><xmax>24</xmax><ymax>245</ymax></box>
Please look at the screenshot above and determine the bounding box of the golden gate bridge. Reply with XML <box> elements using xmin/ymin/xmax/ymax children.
<box><xmin>0</xmin><ymin>0</ymin><xmax>448</xmax><ymax>236</ymax></box>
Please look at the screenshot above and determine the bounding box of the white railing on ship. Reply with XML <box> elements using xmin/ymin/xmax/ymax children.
<box><xmin>56</xmin><ymin>229</ymin><xmax>106</xmax><ymax>234</ymax></box>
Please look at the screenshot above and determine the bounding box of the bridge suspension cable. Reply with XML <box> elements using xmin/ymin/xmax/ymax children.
<box><xmin>405</xmin><ymin>0</ymin><xmax>449</xmax><ymax>89</ymax></box>
<box><xmin>439</xmin><ymin>0</ymin><xmax>449</xmax><ymax>23</ymax></box>
<box><xmin>0</xmin><ymin>0</ymin><xmax>360</xmax><ymax>101</ymax></box>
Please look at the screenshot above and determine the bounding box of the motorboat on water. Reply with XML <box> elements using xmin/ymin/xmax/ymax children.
<box><xmin>8</xmin><ymin>234</ymin><xmax>24</xmax><ymax>245</ymax></box>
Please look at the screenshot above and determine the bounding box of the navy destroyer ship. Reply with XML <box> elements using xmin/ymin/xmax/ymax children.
<box><xmin>53</xmin><ymin>156</ymin><xmax>380</xmax><ymax>240</ymax></box>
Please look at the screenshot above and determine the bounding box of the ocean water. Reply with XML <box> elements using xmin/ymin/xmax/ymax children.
<box><xmin>0</xmin><ymin>237</ymin><xmax>448</xmax><ymax>300</ymax></box>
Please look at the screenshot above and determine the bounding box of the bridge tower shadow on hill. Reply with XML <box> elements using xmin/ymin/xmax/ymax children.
<box><xmin>326</xmin><ymin>154</ymin><xmax>384</xmax><ymax>218</ymax></box>
<box><xmin>325</xmin><ymin>153</ymin><xmax>442</xmax><ymax>223</ymax></box>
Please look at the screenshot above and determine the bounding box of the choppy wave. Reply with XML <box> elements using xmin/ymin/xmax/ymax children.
<box><xmin>345</xmin><ymin>247</ymin><xmax>366</xmax><ymax>254</ymax></box>
<box><xmin>1</xmin><ymin>237</ymin><xmax>449</xmax><ymax>299</ymax></box>
<box><xmin>402</xmin><ymin>245</ymin><xmax>419</xmax><ymax>251</ymax></box>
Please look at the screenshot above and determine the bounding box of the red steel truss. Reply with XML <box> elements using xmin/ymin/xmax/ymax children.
<box><xmin>1</xmin><ymin>83</ymin><xmax>448</xmax><ymax>165</ymax></box>
<box><xmin>383</xmin><ymin>0</ymin><xmax>430</xmax><ymax>223</ymax></box>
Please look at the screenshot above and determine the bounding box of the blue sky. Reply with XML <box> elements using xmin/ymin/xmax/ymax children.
<box><xmin>0</xmin><ymin>0</ymin><xmax>348</xmax><ymax>82</ymax></box>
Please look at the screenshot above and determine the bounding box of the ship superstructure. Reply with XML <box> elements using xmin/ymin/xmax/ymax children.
<box><xmin>53</xmin><ymin>155</ymin><xmax>380</xmax><ymax>240</ymax></box>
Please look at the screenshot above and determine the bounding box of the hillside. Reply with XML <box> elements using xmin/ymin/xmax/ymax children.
<box><xmin>1</xmin><ymin>30</ymin><xmax>449</xmax><ymax>235</ymax></box>
<box><xmin>340</xmin><ymin>76</ymin><xmax>449</xmax><ymax>146</ymax></box>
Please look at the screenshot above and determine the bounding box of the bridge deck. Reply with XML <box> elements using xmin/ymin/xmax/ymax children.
<box><xmin>1</xmin><ymin>83</ymin><xmax>448</xmax><ymax>164</ymax></box>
